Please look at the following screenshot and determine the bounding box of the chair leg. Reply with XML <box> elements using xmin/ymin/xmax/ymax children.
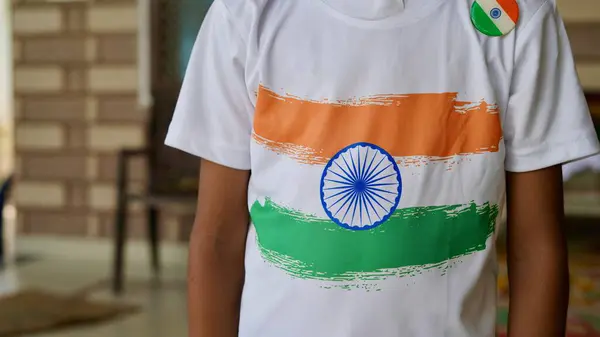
<box><xmin>147</xmin><ymin>206</ymin><xmax>160</xmax><ymax>274</ymax></box>
<box><xmin>113</xmin><ymin>151</ymin><xmax>129</xmax><ymax>295</ymax></box>
<box><xmin>113</xmin><ymin>198</ymin><xmax>128</xmax><ymax>295</ymax></box>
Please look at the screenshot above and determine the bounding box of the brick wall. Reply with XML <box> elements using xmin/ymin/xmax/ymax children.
<box><xmin>11</xmin><ymin>0</ymin><xmax>156</xmax><ymax>239</ymax></box>
<box><xmin>559</xmin><ymin>0</ymin><xmax>600</xmax><ymax>92</ymax></box>
<box><xmin>8</xmin><ymin>0</ymin><xmax>600</xmax><ymax>241</ymax></box>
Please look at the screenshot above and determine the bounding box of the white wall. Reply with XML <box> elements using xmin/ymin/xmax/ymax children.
<box><xmin>557</xmin><ymin>0</ymin><xmax>600</xmax><ymax>22</ymax></box>
<box><xmin>557</xmin><ymin>0</ymin><xmax>600</xmax><ymax>91</ymax></box>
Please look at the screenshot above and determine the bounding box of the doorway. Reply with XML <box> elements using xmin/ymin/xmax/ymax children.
<box><xmin>0</xmin><ymin>0</ymin><xmax>13</xmax><ymax>177</ymax></box>
<box><xmin>0</xmin><ymin>0</ymin><xmax>15</xmax><ymax>264</ymax></box>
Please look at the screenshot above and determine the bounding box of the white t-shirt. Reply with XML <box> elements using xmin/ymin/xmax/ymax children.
<box><xmin>165</xmin><ymin>0</ymin><xmax>600</xmax><ymax>336</ymax></box>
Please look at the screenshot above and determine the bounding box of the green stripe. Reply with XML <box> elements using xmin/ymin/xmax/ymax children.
<box><xmin>251</xmin><ymin>199</ymin><xmax>498</xmax><ymax>282</ymax></box>
<box><xmin>471</xmin><ymin>2</ymin><xmax>503</xmax><ymax>37</ymax></box>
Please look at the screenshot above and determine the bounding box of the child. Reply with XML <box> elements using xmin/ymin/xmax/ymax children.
<box><xmin>166</xmin><ymin>0</ymin><xmax>600</xmax><ymax>336</ymax></box>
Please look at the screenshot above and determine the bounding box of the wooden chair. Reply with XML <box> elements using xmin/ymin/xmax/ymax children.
<box><xmin>112</xmin><ymin>88</ymin><xmax>198</xmax><ymax>294</ymax></box>
<box><xmin>112</xmin><ymin>0</ymin><xmax>214</xmax><ymax>294</ymax></box>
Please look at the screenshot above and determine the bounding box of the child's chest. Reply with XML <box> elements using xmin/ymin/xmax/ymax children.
<box><xmin>249</xmin><ymin>0</ymin><xmax>516</xmax><ymax>110</ymax></box>
<box><xmin>247</xmin><ymin>0</ymin><xmax>513</xmax><ymax>212</ymax></box>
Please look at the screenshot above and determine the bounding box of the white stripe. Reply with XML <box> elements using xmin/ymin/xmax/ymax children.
<box><xmin>476</xmin><ymin>0</ymin><xmax>515</xmax><ymax>34</ymax></box>
<box><xmin>250</xmin><ymin>141</ymin><xmax>505</xmax><ymax>216</ymax></box>
<box><xmin>243</xmin><ymin>227</ymin><xmax>494</xmax><ymax>309</ymax></box>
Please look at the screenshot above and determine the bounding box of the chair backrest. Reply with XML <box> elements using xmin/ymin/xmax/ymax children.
<box><xmin>146</xmin><ymin>0</ymin><xmax>211</xmax><ymax>196</ymax></box>
<box><xmin>147</xmin><ymin>88</ymin><xmax>199</xmax><ymax>196</ymax></box>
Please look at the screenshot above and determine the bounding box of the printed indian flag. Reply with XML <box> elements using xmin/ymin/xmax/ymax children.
<box><xmin>250</xmin><ymin>85</ymin><xmax>502</xmax><ymax>285</ymax></box>
<box><xmin>471</xmin><ymin>0</ymin><xmax>519</xmax><ymax>37</ymax></box>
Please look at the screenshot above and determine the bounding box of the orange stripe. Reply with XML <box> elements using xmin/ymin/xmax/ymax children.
<box><xmin>497</xmin><ymin>0</ymin><xmax>519</xmax><ymax>23</ymax></box>
<box><xmin>253</xmin><ymin>86</ymin><xmax>502</xmax><ymax>165</ymax></box>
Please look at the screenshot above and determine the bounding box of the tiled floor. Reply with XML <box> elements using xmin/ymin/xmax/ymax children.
<box><xmin>0</xmin><ymin>237</ymin><xmax>188</xmax><ymax>337</ymax></box>
<box><xmin>3</xmin><ymin>229</ymin><xmax>600</xmax><ymax>337</ymax></box>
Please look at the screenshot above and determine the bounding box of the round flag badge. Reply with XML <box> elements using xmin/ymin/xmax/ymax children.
<box><xmin>471</xmin><ymin>0</ymin><xmax>519</xmax><ymax>37</ymax></box>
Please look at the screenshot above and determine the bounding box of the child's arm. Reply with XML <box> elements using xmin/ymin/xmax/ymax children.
<box><xmin>188</xmin><ymin>160</ymin><xmax>250</xmax><ymax>337</ymax></box>
<box><xmin>162</xmin><ymin>2</ymin><xmax>255</xmax><ymax>335</ymax></box>
<box><xmin>505</xmin><ymin>166</ymin><xmax>569</xmax><ymax>337</ymax></box>
<box><xmin>503</xmin><ymin>3</ymin><xmax>600</xmax><ymax>334</ymax></box>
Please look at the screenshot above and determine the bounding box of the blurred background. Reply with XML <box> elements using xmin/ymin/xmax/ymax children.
<box><xmin>0</xmin><ymin>0</ymin><xmax>599</xmax><ymax>336</ymax></box>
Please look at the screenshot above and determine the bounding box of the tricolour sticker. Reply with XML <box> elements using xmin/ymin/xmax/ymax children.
<box><xmin>471</xmin><ymin>0</ymin><xmax>519</xmax><ymax>37</ymax></box>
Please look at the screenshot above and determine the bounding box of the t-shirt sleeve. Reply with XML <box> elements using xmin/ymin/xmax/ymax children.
<box><xmin>503</xmin><ymin>1</ymin><xmax>600</xmax><ymax>173</ymax></box>
<box><xmin>164</xmin><ymin>0</ymin><xmax>253</xmax><ymax>170</ymax></box>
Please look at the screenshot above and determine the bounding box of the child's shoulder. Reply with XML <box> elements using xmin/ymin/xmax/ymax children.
<box><xmin>515</xmin><ymin>0</ymin><xmax>556</xmax><ymax>30</ymax></box>
<box><xmin>217</xmin><ymin>0</ymin><xmax>556</xmax><ymax>37</ymax></box>
<box><xmin>218</xmin><ymin>0</ymin><xmax>271</xmax><ymax>18</ymax></box>
<box><xmin>216</xmin><ymin>0</ymin><xmax>272</xmax><ymax>36</ymax></box>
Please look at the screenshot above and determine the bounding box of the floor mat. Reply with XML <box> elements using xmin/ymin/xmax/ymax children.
<box><xmin>0</xmin><ymin>290</ymin><xmax>139</xmax><ymax>337</ymax></box>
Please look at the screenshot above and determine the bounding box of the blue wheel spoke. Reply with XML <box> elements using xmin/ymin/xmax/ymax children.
<box><xmin>358</xmin><ymin>191</ymin><xmax>365</xmax><ymax>225</ymax></box>
<box><xmin>363</xmin><ymin>156</ymin><xmax>386</xmax><ymax>183</ymax></box>
<box><xmin>323</xmin><ymin>185</ymin><xmax>355</xmax><ymax>191</ymax></box>
<box><xmin>350</xmin><ymin>148</ymin><xmax>360</xmax><ymax>182</ymax></box>
<box><xmin>367</xmin><ymin>182</ymin><xmax>399</xmax><ymax>188</ymax></box>
<box><xmin>359</xmin><ymin>147</ymin><xmax>369</xmax><ymax>181</ymax></box>
<box><xmin>364</xmin><ymin>163</ymin><xmax>392</xmax><ymax>184</ymax></box>
<box><xmin>365</xmin><ymin>188</ymin><xmax>394</xmax><ymax>204</ymax></box>
<box><xmin>366</xmin><ymin>172</ymin><xmax>398</xmax><ymax>185</ymax></box>
<box><xmin>362</xmin><ymin>192</ymin><xmax>378</xmax><ymax>221</ymax></box>
<box><xmin>363</xmin><ymin>150</ymin><xmax>378</xmax><ymax>182</ymax></box>
<box><xmin>366</xmin><ymin>186</ymin><xmax>397</xmax><ymax>196</ymax></box>
<box><xmin>339</xmin><ymin>193</ymin><xmax>358</xmax><ymax>222</ymax></box>
<box><xmin>361</xmin><ymin>193</ymin><xmax>373</xmax><ymax>225</ymax></box>
<box><xmin>329</xmin><ymin>189</ymin><xmax>356</xmax><ymax>209</ymax></box>
<box><xmin>350</xmin><ymin>192</ymin><xmax>360</xmax><ymax>226</ymax></box>
<box><xmin>328</xmin><ymin>168</ymin><xmax>355</xmax><ymax>185</ymax></box>
<box><xmin>333</xmin><ymin>191</ymin><xmax>357</xmax><ymax>217</ymax></box>
<box><xmin>333</xmin><ymin>161</ymin><xmax>355</xmax><ymax>182</ymax></box>
<box><xmin>324</xmin><ymin>186</ymin><xmax>355</xmax><ymax>201</ymax></box>
<box><xmin>341</xmin><ymin>154</ymin><xmax>358</xmax><ymax>181</ymax></box>
<box><xmin>364</xmin><ymin>189</ymin><xmax>388</xmax><ymax>213</ymax></box>
<box><xmin>324</xmin><ymin>178</ymin><xmax>353</xmax><ymax>186</ymax></box>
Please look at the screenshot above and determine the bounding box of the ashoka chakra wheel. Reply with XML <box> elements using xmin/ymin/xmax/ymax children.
<box><xmin>320</xmin><ymin>142</ymin><xmax>402</xmax><ymax>231</ymax></box>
